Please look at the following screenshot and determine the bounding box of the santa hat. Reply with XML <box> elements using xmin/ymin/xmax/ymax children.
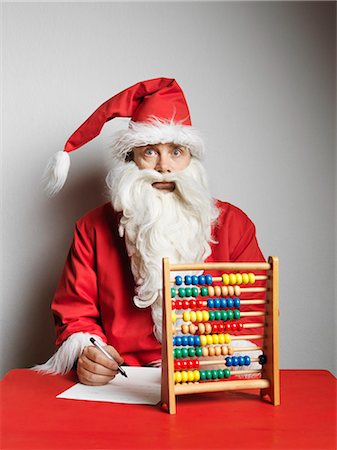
<box><xmin>44</xmin><ymin>77</ymin><xmax>205</xmax><ymax>196</ymax></box>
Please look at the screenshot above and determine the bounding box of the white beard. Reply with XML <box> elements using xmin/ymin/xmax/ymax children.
<box><xmin>106</xmin><ymin>158</ymin><xmax>219</xmax><ymax>342</ymax></box>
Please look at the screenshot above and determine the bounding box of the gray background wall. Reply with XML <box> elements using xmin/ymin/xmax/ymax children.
<box><xmin>2</xmin><ymin>2</ymin><xmax>336</xmax><ymax>378</ymax></box>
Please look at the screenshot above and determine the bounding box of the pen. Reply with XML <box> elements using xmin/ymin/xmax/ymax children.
<box><xmin>89</xmin><ymin>337</ymin><xmax>128</xmax><ymax>378</ymax></box>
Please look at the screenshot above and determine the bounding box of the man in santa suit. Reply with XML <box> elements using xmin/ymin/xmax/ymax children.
<box><xmin>35</xmin><ymin>78</ymin><xmax>265</xmax><ymax>385</ymax></box>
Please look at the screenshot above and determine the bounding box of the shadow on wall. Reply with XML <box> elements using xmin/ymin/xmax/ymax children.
<box><xmin>18</xmin><ymin>166</ymin><xmax>108</xmax><ymax>371</ymax></box>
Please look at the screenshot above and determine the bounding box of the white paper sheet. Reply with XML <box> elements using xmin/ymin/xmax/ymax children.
<box><xmin>57</xmin><ymin>366</ymin><xmax>161</xmax><ymax>405</ymax></box>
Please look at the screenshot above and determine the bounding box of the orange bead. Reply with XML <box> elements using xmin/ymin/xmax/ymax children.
<box><xmin>208</xmin><ymin>346</ymin><xmax>215</xmax><ymax>356</ymax></box>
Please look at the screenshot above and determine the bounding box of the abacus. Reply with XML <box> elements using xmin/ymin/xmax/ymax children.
<box><xmin>161</xmin><ymin>256</ymin><xmax>280</xmax><ymax>414</ymax></box>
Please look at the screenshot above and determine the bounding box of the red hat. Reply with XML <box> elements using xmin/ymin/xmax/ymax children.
<box><xmin>44</xmin><ymin>78</ymin><xmax>204</xmax><ymax>195</ymax></box>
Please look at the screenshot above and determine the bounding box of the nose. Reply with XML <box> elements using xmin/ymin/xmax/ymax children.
<box><xmin>155</xmin><ymin>154</ymin><xmax>171</xmax><ymax>173</ymax></box>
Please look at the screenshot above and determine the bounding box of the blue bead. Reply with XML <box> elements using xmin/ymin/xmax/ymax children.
<box><xmin>184</xmin><ymin>275</ymin><xmax>192</xmax><ymax>285</ymax></box>
<box><xmin>214</xmin><ymin>298</ymin><xmax>221</xmax><ymax>308</ymax></box>
<box><xmin>244</xmin><ymin>356</ymin><xmax>251</xmax><ymax>366</ymax></box>
<box><xmin>225</xmin><ymin>357</ymin><xmax>232</xmax><ymax>367</ymax></box>
<box><xmin>234</xmin><ymin>297</ymin><xmax>241</xmax><ymax>307</ymax></box>
<box><xmin>238</xmin><ymin>356</ymin><xmax>245</xmax><ymax>366</ymax></box>
<box><xmin>232</xmin><ymin>357</ymin><xmax>239</xmax><ymax>366</ymax></box>
<box><xmin>181</xmin><ymin>336</ymin><xmax>189</xmax><ymax>346</ymax></box>
<box><xmin>175</xmin><ymin>336</ymin><xmax>182</xmax><ymax>346</ymax></box>
<box><xmin>227</xmin><ymin>298</ymin><xmax>234</xmax><ymax>308</ymax></box>
<box><xmin>207</xmin><ymin>299</ymin><xmax>214</xmax><ymax>308</ymax></box>
<box><xmin>194</xmin><ymin>335</ymin><xmax>201</xmax><ymax>346</ymax></box>
<box><xmin>188</xmin><ymin>336</ymin><xmax>195</xmax><ymax>346</ymax></box>
<box><xmin>175</xmin><ymin>275</ymin><xmax>182</xmax><ymax>286</ymax></box>
<box><xmin>198</xmin><ymin>275</ymin><xmax>206</xmax><ymax>285</ymax></box>
<box><xmin>205</xmin><ymin>274</ymin><xmax>213</xmax><ymax>285</ymax></box>
<box><xmin>221</xmin><ymin>298</ymin><xmax>227</xmax><ymax>308</ymax></box>
<box><xmin>191</xmin><ymin>275</ymin><xmax>199</xmax><ymax>285</ymax></box>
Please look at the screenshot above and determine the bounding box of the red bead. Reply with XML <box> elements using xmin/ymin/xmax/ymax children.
<box><xmin>231</xmin><ymin>323</ymin><xmax>237</xmax><ymax>332</ymax></box>
<box><xmin>194</xmin><ymin>359</ymin><xmax>200</xmax><ymax>369</ymax></box>
<box><xmin>197</xmin><ymin>299</ymin><xmax>204</xmax><ymax>308</ymax></box>
<box><xmin>175</xmin><ymin>300</ymin><xmax>183</xmax><ymax>310</ymax></box>
<box><xmin>189</xmin><ymin>300</ymin><xmax>197</xmax><ymax>309</ymax></box>
<box><xmin>237</xmin><ymin>322</ymin><xmax>243</xmax><ymax>330</ymax></box>
<box><xmin>212</xmin><ymin>323</ymin><xmax>218</xmax><ymax>333</ymax></box>
<box><xmin>174</xmin><ymin>360</ymin><xmax>182</xmax><ymax>370</ymax></box>
<box><xmin>181</xmin><ymin>360</ymin><xmax>188</xmax><ymax>369</ymax></box>
<box><xmin>182</xmin><ymin>300</ymin><xmax>189</xmax><ymax>309</ymax></box>
<box><xmin>171</xmin><ymin>301</ymin><xmax>176</xmax><ymax>309</ymax></box>
<box><xmin>225</xmin><ymin>323</ymin><xmax>232</xmax><ymax>331</ymax></box>
<box><xmin>218</xmin><ymin>323</ymin><xmax>225</xmax><ymax>333</ymax></box>
<box><xmin>187</xmin><ymin>360</ymin><xmax>194</xmax><ymax>369</ymax></box>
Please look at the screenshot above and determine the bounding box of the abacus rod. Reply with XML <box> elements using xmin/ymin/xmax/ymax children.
<box><xmin>232</xmin><ymin>334</ymin><xmax>264</xmax><ymax>340</ymax></box>
<box><xmin>169</xmin><ymin>262</ymin><xmax>271</xmax><ymax>271</ymax></box>
<box><xmin>174</xmin><ymin>378</ymin><xmax>270</xmax><ymax>395</ymax></box>
<box><xmin>174</xmin><ymin>322</ymin><xmax>264</xmax><ymax>332</ymax></box>
<box><xmin>175</xmin><ymin>311</ymin><xmax>265</xmax><ymax>319</ymax></box>
<box><xmin>198</xmin><ymin>358</ymin><xmax>261</xmax><ymax>366</ymax></box>
<box><xmin>170</xmin><ymin>275</ymin><xmax>267</xmax><ymax>284</ymax></box>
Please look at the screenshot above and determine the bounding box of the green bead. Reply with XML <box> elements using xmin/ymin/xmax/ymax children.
<box><xmin>224</xmin><ymin>369</ymin><xmax>231</xmax><ymax>378</ymax></box>
<box><xmin>217</xmin><ymin>369</ymin><xmax>224</xmax><ymax>379</ymax></box>
<box><xmin>175</xmin><ymin>348</ymin><xmax>182</xmax><ymax>359</ymax></box>
<box><xmin>227</xmin><ymin>310</ymin><xmax>234</xmax><ymax>320</ymax></box>
<box><xmin>234</xmin><ymin>309</ymin><xmax>240</xmax><ymax>319</ymax></box>
<box><xmin>221</xmin><ymin>310</ymin><xmax>228</xmax><ymax>321</ymax></box>
<box><xmin>211</xmin><ymin>370</ymin><xmax>218</xmax><ymax>379</ymax></box>
<box><xmin>181</xmin><ymin>348</ymin><xmax>188</xmax><ymax>358</ymax></box>
<box><xmin>200</xmin><ymin>287</ymin><xmax>208</xmax><ymax>296</ymax></box>
<box><xmin>171</xmin><ymin>287</ymin><xmax>176</xmax><ymax>298</ymax></box>
<box><xmin>195</xmin><ymin>347</ymin><xmax>203</xmax><ymax>357</ymax></box>
<box><xmin>188</xmin><ymin>347</ymin><xmax>196</xmax><ymax>357</ymax></box>
<box><xmin>178</xmin><ymin>287</ymin><xmax>186</xmax><ymax>298</ymax></box>
<box><xmin>215</xmin><ymin>310</ymin><xmax>222</xmax><ymax>320</ymax></box>
<box><xmin>205</xmin><ymin>370</ymin><xmax>212</xmax><ymax>380</ymax></box>
<box><xmin>185</xmin><ymin>287</ymin><xmax>192</xmax><ymax>297</ymax></box>
<box><xmin>192</xmin><ymin>287</ymin><xmax>199</xmax><ymax>297</ymax></box>
<box><xmin>199</xmin><ymin>370</ymin><xmax>206</xmax><ymax>380</ymax></box>
<box><xmin>209</xmin><ymin>311</ymin><xmax>215</xmax><ymax>321</ymax></box>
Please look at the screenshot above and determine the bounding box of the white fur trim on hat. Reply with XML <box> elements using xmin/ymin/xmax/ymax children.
<box><xmin>110</xmin><ymin>118</ymin><xmax>205</xmax><ymax>161</ymax></box>
<box><xmin>42</xmin><ymin>151</ymin><xmax>70</xmax><ymax>197</ymax></box>
<box><xmin>31</xmin><ymin>332</ymin><xmax>104</xmax><ymax>375</ymax></box>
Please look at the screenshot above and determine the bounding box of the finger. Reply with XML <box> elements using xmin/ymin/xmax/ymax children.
<box><xmin>79</xmin><ymin>354</ymin><xmax>119</xmax><ymax>377</ymax></box>
<box><xmin>105</xmin><ymin>345</ymin><xmax>124</xmax><ymax>365</ymax></box>
<box><xmin>77</xmin><ymin>365</ymin><xmax>116</xmax><ymax>386</ymax></box>
<box><xmin>82</xmin><ymin>346</ymin><xmax>119</xmax><ymax>371</ymax></box>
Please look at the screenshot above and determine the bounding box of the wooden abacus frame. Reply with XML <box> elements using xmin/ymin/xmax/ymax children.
<box><xmin>161</xmin><ymin>256</ymin><xmax>280</xmax><ymax>414</ymax></box>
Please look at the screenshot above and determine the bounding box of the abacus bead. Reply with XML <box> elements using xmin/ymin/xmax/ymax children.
<box><xmin>242</xmin><ymin>273</ymin><xmax>249</xmax><ymax>284</ymax></box>
<box><xmin>237</xmin><ymin>322</ymin><xmax>243</xmax><ymax>330</ymax></box>
<box><xmin>248</xmin><ymin>273</ymin><xmax>256</xmax><ymax>284</ymax></box>
<box><xmin>187</xmin><ymin>360</ymin><xmax>194</xmax><ymax>369</ymax></box>
<box><xmin>236</xmin><ymin>273</ymin><xmax>243</xmax><ymax>285</ymax></box>
<box><xmin>215</xmin><ymin>346</ymin><xmax>221</xmax><ymax>356</ymax></box>
<box><xmin>202</xmin><ymin>310</ymin><xmax>209</xmax><ymax>321</ymax></box>
<box><xmin>215</xmin><ymin>310</ymin><xmax>222</xmax><ymax>320</ymax></box>
<box><xmin>214</xmin><ymin>286</ymin><xmax>222</xmax><ymax>297</ymax></box>
<box><xmin>232</xmin><ymin>357</ymin><xmax>239</xmax><ymax>366</ymax></box>
<box><xmin>185</xmin><ymin>287</ymin><xmax>192</xmax><ymax>298</ymax></box>
<box><xmin>212</xmin><ymin>370</ymin><xmax>218</xmax><ymax>379</ymax></box>
<box><xmin>183</xmin><ymin>311</ymin><xmax>190</xmax><ymax>322</ymax></box>
<box><xmin>191</xmin><ymin>275</ymin><xmax>199</xmax><ymax>285</ymax></box>
<box><xmin>221</xmin><ymin>310</ymin><xmax>228</xmax><ymax>321</ymax></box>
<box><xmin>234</xmin><ymin>309</ymin><xmax>241</xmax><ymax>319</ymax></box>
<box><xmin>234</xmin><ymin>297</ymin><xmax>241</xmax><ymax>308</ymax></box>
<box><xmin>227</xmin><ymin>298</ymin><xmax>234</xmax><ymax>308</ymax></box>
<box><xmin>218</xmin><ymin>323</ymin><xmax>225</xmax><ymax>333</ymax></box>
<box><xmin>221</xmin><ymin>345</ymin><xmax>228</xmax><ymax>355</ymax></box>
<box><xmin>175</xmin><ymin>371</ymin><xmax>182</xmax><ymax>383</ymax></box>
<box><xmin>224</xmin><ymin>369</ymin><xmax>231</xmax><ymax>378</ymax></box>
<box><xmin>202</xmin><ymin>347</ymin><xmax>209</xmax><ymax>356</ymax></box>
<box><xmin>234</xmin><ymin>286</ymin><xmax>240</xmax><ymax>296</ymax></box>
<box><xmin>238</xmin><ymin>356</ymin><xmax>245</xmax><ymax>366</ymax></box>
<box><xmin>259</xmin><ymin>354</ymin><xmax>267</xmax><ymax>365</ymax></box>
<box><xmin>172</xmin><ymin>312</ymin><xmax>177</xmax><ymax>322</ymax></box>
<box><xmin>188</xmin><ymin>347</ymin><xmax>196</xmax><ymax>357</ymax></box>
<box><xmin>227</xmin><ymin>310</ymin><xmax>234</xmax><ymax>320</ymax></box>
<box><xmin>208</xmin><ymin>311</ymin><xmax>215</xmax><ymax>321</ymax></box>
<box><xmin>205</xmin><ymin>370</ymin><xmax>212</xmax><ymax>380</ymax></box>
<box><xmin>205</xmin><ymin>274</ymin><xmax>213</xmax><ymax>285</ymax></box>
<box><xmin>175</xmin><ymin>348</ymin><xmax>182</xmax><ymax>358</ymax></box>
<box><xmin>224</xmin><ymin>334</ymin><xmax>231</xmax><ymax>343</ymax></box>
<box><xmin>231</xmin><ymin>323</ymin><xmax>237</xmax><ymax>332</ymax></box>
<box><xmin>181</xmin><ymin>348</ymin><xmax>189</xmax><ymax>358</ymax></box>
<box><xmin>181</xmin><ymin>336</ymin><xmax>189</xmax><ymax>346</ymax></box>
<box><xmin>174</xmin><ymin>360</ymin><xmax>182</xmax><ymax>370</ymax></box>
<box><xmin>178</xmin><ymin>287</ymin><xmax>186</xmax><ymax>298</ymax></box>
<box><xmin>228</xmin><ymin>346</ymin><xmax>234</xmax><ymax>355</ymax></box>
<box><xmin>200</xmin><ymin>335</ymin><xmax>207</xmax><ymax>346</ymax></box>
<box><xmin>175</xmin><ymin>336</ymin><xmax>182</xmax><ymax>346</ymax></box>
<box><xmin>208</xmin><ymin>286</ymin><xmax>215</xmax><ymax>297</ymax></box>
<box><xmin>206</xmin><ymin>335</ymin><xmax>213</xmax><ymax>345</ymax></box>
<box><xmin>192</xmin><ymin>287</ymin><xmax>199</xmax><ymax>297</ymax></box>
<box><xmin>171</xmin><ymin>288</ymin><xmax>176</xmax><ymax>298</ymax></box>
<box><xmin>217</xmin><ymin>369</ymin><xmax>224</xmax><ymax>379</ymax></box>
<box><xmin>198</xmin><ymin>275</ymin><xmax>206</xmax><ymax>285</ymax></box>
<box><xmin>175</xmin><ymin>276</ymin><xmax>182</xmax><ymax>286</ymax></box>
<box><xmin>181</xmin><ymin>360</ymin><xmax>188</xmax><ymax>369</ymax></box>
<box><xmin>182</xmin><ymin>324</ymin><xmax>189</xmax><ymax>334</ymax></box>
<box><xmin>188</xmin><ymin>336</ymin><xmax>195</xmax><ymax>346</ymax></box>
<box><xmin>188</xmin><ymin>371</ymin><xmax>194</xmax><ymax>382</ymax></box>
<box><xmin>171</xmin><ymin>300</ymin><xmax>176</xmax><ymax>309</ymax></box>
<box><xmin>181</xmin><ymin>371</ymin><xmax>188</xmax><ymax>382</ymax></box>
<box><xmin>221</xmin><ymin>298</ymin><xmax>227</xmax><ymax>308</ymax></box>
<box><xmin>182</xmin><ymin>300</ymin><xmax>189</xmax><ymax>309</ymax></box>
<box><xmin>195</xmin><ymin>311</ymin><xmax>203</xmax><ymax>322</ymax></box>
<box><xmin>208</xmin><ymin>346</ymin><xmax>215</xmax><ymax>356</ymax></box>
<box><xmin>184</xmin><ymin>275</ymin><xmax>192</xmax><ymax>285</ymax></box>
<box><xmin>190</xmin><ymin>299</ymin><xmax>197</xmax><ymax>309</ymax></box>
<box><xmin>225</xmin><ymin>357</ymin><xmax>232</xmax><ymax>367</ymax></box>
<box><xmin>222</xmin><ymin>274</ymin><xmax>229</xmax><ymax>285</ymax></box>
<box><xmin>175</xmin><ymin>300</ymin><xmax>183</xmax><ymax>310</ymax></box>
<box><xmin>229</xmin><ymin>273</ymin><xmax>237</xmax><ymax>285</ymax></box>
<box><xmin>228</xmin><ymin>286</ymin><xmax>234</xmax><ymax>296</ymax></box>
<box><xmin>193</xmin><ymin>370</ymin><xmax>200</xmax><ymax>381</ymax></box>
<box><xmin>190</xmin><ymin>311</ymin><xmax>197</xmax><ymax>322</ymax></box>
<box><xmin>244</xmin><ymin>356</ymin><xmax>251</xmax><ymax>366</ymax></box>
<box><xmin>221</xmin><ymin>286</ymin><xmax>228</xmax><ymax>296</ymax></box>
<box><xmin>212</xmin><ymin>334</ymin><xmax>219</xmax><ymax>344</ymax></box>
<box><xmin>197</xmin><ymin>299</ymin><xmax>204</xmax><ymax>308</ymax></box>
<box><xmin>218</xmin><ymin>334</ymin><xmax>225</xmax><ymax>344</ymax></box>
<box><xmin>200</xmin><ymin>287</ymin><xmax>208</xmax><ymax>296</ymax></box>
<box><xmin>199</xmin><ymin>370</ymin><xmax>206</xmax><ymax>380</ymax></box>
<box><xmin>207</xmin><ymin>299</ymin><xmax>214</xmax><ymax>308</ymax></box>
<box><xmin>198</xmin><ymin>323</ymin><xmax>205</xmax><ymax>334</ymax></box>
<box><xmin>189</xmin><ymin>324</ymin><xmax>197</xmax><ymax>334</ymax></box>
<box><xmin>205</xmin><ymin>323</ymin><xmax>212</xmax><ymax>334</ymax></box>
<box><xmin>214</xmin><ymin>298</ymin><xmax>221</xmax><ymax>308</ymax></box>
<box><xmin>194</xmin><ymin>336</ymin><xmax>201</xmax><ymax>346</ymax></box>
<box><xmin>225</xmin><ymin>323</ymin><xmax>231</xmax><ymax>331</ymax></box>
<box><xmin>212</xmin><ymin>323</ymin><xmax>218</xmax><ymax>333</ymax></box>
<box><xmin>195</xmin><ymin>347</ymin><xmax>203</xmax><ymax>357</ymax></box>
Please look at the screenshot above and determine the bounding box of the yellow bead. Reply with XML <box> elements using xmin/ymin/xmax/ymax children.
<box><xmin>174</xmin><ymin>371</ymin><xmax>182</xmax><ymax>383</ymax></box>
<box><xmin>183</xmin><ymin>311</ymin><xmax>191</xmax><ymax>322</ymax></box>
<box><xmin>181</xmin><ymin>371</ymin><xmax>188</xmax><ymax>382</ymax></box>
<box><xmin>222</xmin><ymin>273</ymin><xmax>229</xmax><ymax>285</ymax></box>
<box><xmin>171</xmin><ymin>312</ymin><xmax>177</xmax><ymax>323</ymax></box>
<box><xmin>195</xmin><ymin>310</ymin><xmax>203</xmax><ymax>322</ymax></box>
<box><xmin>200</xmin><ymin>335</ymin><xmax>207</xmax><ymax>346</ymax></box>
<box><xmin>208</xmin><ymin>286</ymin><xmax>215</xmax><ymax>297</ymax></box>
<box><xmin>224</xmin><ymin>333</ymin><xmax>231</xmax><ymax>344</ymax></box>
<box><xmin>218</xmin><ymin>334</ymin><xmax>225</xmax><ymax>344</ymax></box>
<box><xmin>206</xmin><ymin>335</ymin><xmax>213</xmax><ymax>345</ymax></box>
<box><xmin>229</xmin><ymin>273</ymin><xmax>237</xmax><ymax>285</ymax></box>
<box><xmin>212</xmin><ymin>334</ymin><xmax>219</xmax><ymax>344</ymax></box>
<box><xmin>236</xmin><ymin>273</ymin><xmax>243</xmax><ymax>285</ymax></box>
<box><xmin>202</xmin><ymin>310</ymin><xmax>209</xmax><ymax>321</ymax></box>
<box><xmin>193</xmin><ymin>370</ymin><xmax>200</xmax><ymax>381</ymax></box>
<box><xmin>188</xmin><ymin>371</ymin><xmax>195</xmax><ymax>382</ymax></box>
<box><xmin>248</xmin><ymin>273</ymin><xmax>256</xmax><ymax>284</ymax></box>
<box><xmin>242</xmin><ymin>273</ymin><xmax>249</xmax><ymax>284</ymax></box>
<box><xmin>190</xmin><ymin>311</ymin><xmax>197</xmax><ymax>322</ymax></box>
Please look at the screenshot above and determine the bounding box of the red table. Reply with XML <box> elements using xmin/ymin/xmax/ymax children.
<box><xmin>1</xmin><ymin>369</ymin><xmax>336</xmax><ymax>449</ymax></box>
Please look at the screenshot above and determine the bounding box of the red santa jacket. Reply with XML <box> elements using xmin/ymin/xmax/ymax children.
<box><xmin>52</xmin><ymin>200</ymin><xmax>265</xmax><ymax>366</ymax></box>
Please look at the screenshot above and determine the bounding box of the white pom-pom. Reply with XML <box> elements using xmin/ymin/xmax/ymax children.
<box><xmin>42</xmin><ymin>151</ymin><xmax>70</xmax><ymax>196</ymax></box>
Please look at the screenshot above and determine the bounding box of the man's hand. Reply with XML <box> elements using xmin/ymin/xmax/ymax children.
<box><xmin>77</xmin><ymin>345</ymin><xmax>124</xmax><ymax>386</ymax></box>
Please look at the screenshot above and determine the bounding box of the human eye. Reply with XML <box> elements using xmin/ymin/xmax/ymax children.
<box><xmin>144</xmin><ymin>148</ymin><xmax>157</xmax><ymax>157</ymax></box>
<box><xmin>172</xmin><ymin>147</ymin><xmax>183</xmax><ymax>157</ymax></box>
